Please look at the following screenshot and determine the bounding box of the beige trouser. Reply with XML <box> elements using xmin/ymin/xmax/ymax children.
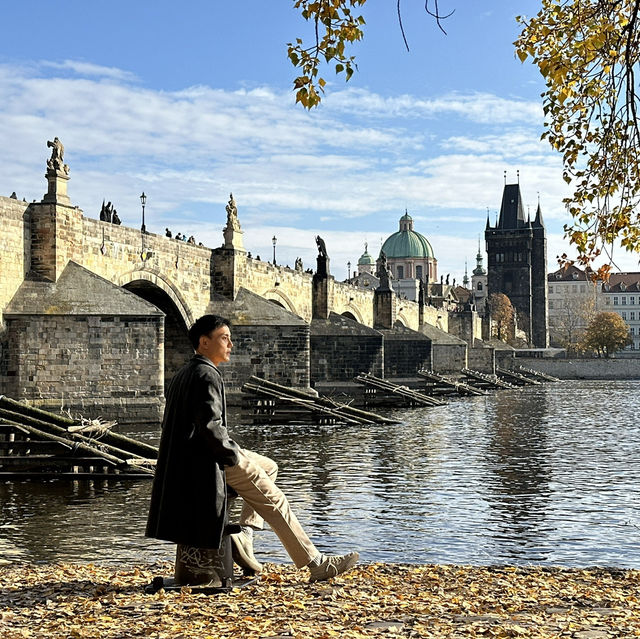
<box><xmin>225</xmin><ymin>448</ymin><xmax>319</xmax><ymax>568</ymax></box>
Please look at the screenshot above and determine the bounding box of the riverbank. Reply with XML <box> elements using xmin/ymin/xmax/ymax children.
<box><xmin>1</xmin><ymin>562</ymin><xmax>638</xmax><ymax>638</ymax></box>
<box><xmin>516</xmin><ymin>356</ymin><xmax>640</xmax><ymax>379</ymax></box>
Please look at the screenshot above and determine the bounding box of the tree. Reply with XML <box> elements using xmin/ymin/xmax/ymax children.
<box><xmin>288</xmin><ymin>1</ymin><xmax>452</xmax><ymax>108</ymax></box>
<box><xmin>288</xmin><ymin>0</ymin><xmax>367</xmax><ymax>109</ymax></box>
<box><xmin>580</xmin><ymin>311</ymin><xmax>631</xmax><ymax>357</ymax></box>
<box><xmin>515</xmin><ymin>1</ymin><xmax>640</xmax><ymax>279</ymax></box>
<box><xmin>487</xmin><ymin>293</ymin><xmax>515</xmax><ymax>342</ymax></box>
<box><xmin>550</xmin><ymin>293</ymin><xmax>597</xmax><ymax>351</ymax></box>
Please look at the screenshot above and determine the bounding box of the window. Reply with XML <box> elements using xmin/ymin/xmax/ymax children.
<box><xmin>622</xmin><ymin>312</ymin><xmax>627</xmax><ymax>320</ymax></box>
<box><xmin>477</xmin><ymin>282</ymin><xmax>483</xmax><ymax>291</ymax></box>
<box><xmin>631</xmin><ymin>312</ymin><xmax>636</xmax><ymax>321</ymax></box>
<box><xmin>548</xmin><ymin>285</ymin><xmax>554</xmax><ymax>294</ymax></box>
<box><xmin>631</xmin><ymin>327</ymin><xmax>635</xmax><ymax>335</ymax></box>
<box><xmin>580</xmin><ymin>284</ymin><xmax>586</xmax><ymax>293</ymax></box>
<box><xmin>632</xmin><ymin>296</ymin><xmax>636</xmax><ymax>305</ymax></box>
<box><xmin>416</xmin><ymin>265</ymin><xmax>423</xmax><ymax>280</ymax></box>
<box><xmin>397</xmin><ymin>265</ymin><xmax>404</xmax><ymax>279</ymax></box>
<box><xmin>622</xmin><ymin>296</ymin><xmax>627</xmax><ymax>305</ymax></box>
<box><xmin>614</xmin><ymin>296</ymin><xmax>619</xmax><ymax>305</ymax></box>
<box><xmin>548</xmin><ymin>301</ymin><xmax>554</xmax><ymax>310</ymax></box>
<box><xmin>605</xmin><ymin>297</ymin><xmax>611</xmax><ymax>305</ymax></box>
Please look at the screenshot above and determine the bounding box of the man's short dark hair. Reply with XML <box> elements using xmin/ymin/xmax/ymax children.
<box><xmin>188</xmin><ymin>314</ymin><xmax>231</xmax><ymax>350</ymax></box>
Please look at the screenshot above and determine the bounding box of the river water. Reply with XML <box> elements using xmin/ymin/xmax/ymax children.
<box><xmin>2</xmin><ymin>380</ymin><xmax>640</xmax><ymax>568</ymax></box>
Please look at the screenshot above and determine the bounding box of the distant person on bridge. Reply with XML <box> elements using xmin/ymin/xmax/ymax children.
<box><xmin>146</xmin><ymin>314</ymin><xmax>359</xmax><ymax>582</ymax></box>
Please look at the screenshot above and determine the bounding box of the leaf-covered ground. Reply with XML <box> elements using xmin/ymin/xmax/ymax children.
<box><xmin>0</xmin><ymin>562</ymin><xmax>639</xmax><ymax>638</ymax></box>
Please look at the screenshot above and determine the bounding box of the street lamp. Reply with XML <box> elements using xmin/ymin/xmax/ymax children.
<box><xmin>272</xmin><ymin>235</ymin><xmax>277</xmax><ymax>265</ymax></box>
<box><xmin>140</xmin><ymin>192</ymin><xmax>147</xmax><ymax>233</ymax></box>
<box><xmin>347</xmin><ymin>261</ymin><xmax>351</xmax><ymax>281</ymax></box>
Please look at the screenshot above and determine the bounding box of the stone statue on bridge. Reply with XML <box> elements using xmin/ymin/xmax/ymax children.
<box><xmin>47</xmin><ymin>137</ymin><xmax>69</xmax><ymax>175</ymax></box>
<box><xmin>225</xmin><ymin>193</ymin><xmax>241</xmax><ymax>231</ymax></box>
<box><xmin>314</xmin><ymin>236</ymin><xmax>330</xmax><ymax>279</ymax></box>
<box><xmin>223</xmin><ymin>192</ymin><xmax>244</xmax><ymax>250</ymax></box>
<box><xmin>100</xmin><ymin>200</ymin><xmax>111</xmax><ymax>222</ymax></box>
<box><xmin>376</xmin><ymin>250</ymin><xmax>392</xmax><ymax>291</ymax></box>
<box><xmin>99</xmin><ymin>200</ymin><xmax>122</xmax><ymax>225</ymax></box>
<box><xmin>315</xmin><ymin>235</ymin><xmax>328</xmax><ymax>259</ymax></box>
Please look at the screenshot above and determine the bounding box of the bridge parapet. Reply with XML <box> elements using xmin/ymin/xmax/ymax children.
<box><xmin>331</xmin><ymin>280</ymin><xmax>375</xmax><ymax>327</ymax></box>
<box><xmin>237</xmin><ymin>253</ymin><xmax>314</xmax><ymax>320</ymax></box>
<box><xmin>396</xmin><ymin>299</ymin><xmax>420</xmax><ymax>329</ymax></box>
<box><xmin>80</xmin><ymin>217</ymin><xmax>214</xmax><ymax>322</ymax></box>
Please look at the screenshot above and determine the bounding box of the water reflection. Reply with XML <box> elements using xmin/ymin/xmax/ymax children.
<box><xmin>483</xmin><ymin>387</ymin><xmax>554</xmax><ymax>561</ymax></box>
<box><xmin>2</xmin><ymin>380</ymin><xmax>640</xmax><ymax>568</ymax></box>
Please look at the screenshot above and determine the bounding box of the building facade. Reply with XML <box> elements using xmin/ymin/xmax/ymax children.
<box><xmin>601</xmin><ymin>273</ymin><xmax>640</xmax><ymax>351</ymax></box>
<box><xmin>547</xmin><ymin>265</ymin><xmax>599</xmax><ymax>347</ymax></box>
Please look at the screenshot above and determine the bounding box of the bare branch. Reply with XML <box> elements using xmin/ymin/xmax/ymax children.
<box><xmin>425</xmin><ymin>0</ymin><xmax>455</xmax><ymax>35</ymax></box>
<box><xmin>397</xmin><ymin>0</ymin><xmax>410</xmax><ymax>52</ymax></box>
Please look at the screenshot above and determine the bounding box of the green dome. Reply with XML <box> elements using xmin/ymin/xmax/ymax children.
<box><xmin>358</xmin><ymin>244</ymin><xmax>375</xmax><ymax>266</ymax></box>
<box><xmin>381</xmin><ymin>227</ymin><xmax>434</xmax><ymax>259</ymax></box>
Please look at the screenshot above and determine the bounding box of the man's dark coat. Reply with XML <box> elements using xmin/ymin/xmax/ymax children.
<box><xmin>146</xmin><ymin>355</ymin><xmax>240</xmax><ymax>549</ymax></box>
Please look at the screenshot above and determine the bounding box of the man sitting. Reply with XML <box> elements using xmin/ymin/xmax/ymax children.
<box><xmin>146</xmin><ymin>314</ymin><xmax>359</xmax><ymax>582</ymax></box>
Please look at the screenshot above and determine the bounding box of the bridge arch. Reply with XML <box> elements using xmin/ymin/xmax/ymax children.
<box><xmin>117</xmin><ymin>270</ymin><xmax>195</xmax><ymax>386</ymax></box>
<box><xmin>337</xmin><ymin>303</ymin><xmax>364</xmax><ymax>324</ymax></box>
<box><xmin>262</xmin><ymin>288</ymin><xmax>299</xmax><ymax>316</ymax></box>
<box><xmin>116</xmin><ymin>270</ymin><xmax>193</xmax><ymax>327</ymax></box>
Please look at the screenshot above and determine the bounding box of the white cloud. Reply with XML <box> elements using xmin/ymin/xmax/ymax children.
<box><xmin>41</xmin><ymin>60</ymin><xmax>138</xmax><ymax>82</ymax></box>
<box><xmin>0</xmin><ymin>59</ymin><xmax>576</xmax><ymax>282</ymax></box>
<box><xmin>326</xmin><ymin>88</ymin><xmax>543</xmax><ymax>124</ymax></box>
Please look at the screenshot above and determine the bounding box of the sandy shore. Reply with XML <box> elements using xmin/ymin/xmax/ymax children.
<box><xmin>0</xmin><ymin>562</ymin><xmax>639</xmax><ymax>638</ymax></box>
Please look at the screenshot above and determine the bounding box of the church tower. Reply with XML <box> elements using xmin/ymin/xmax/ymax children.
<box><xmin>471</xmin><ymin>237</ymin><xmax>488</xmax><ymax>312</ymax></box>
<box><xmin>485</xmin><ymin>180</ymin><xmax>548</xmax><ymax>347</ymax></box>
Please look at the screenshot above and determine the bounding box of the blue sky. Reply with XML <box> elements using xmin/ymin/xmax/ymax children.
<box><xmin>2</xmin><ymin>1</ymin><xmax>637</xmax><ymax>281</ymax></box>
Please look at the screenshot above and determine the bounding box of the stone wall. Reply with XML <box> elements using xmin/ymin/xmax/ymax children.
<box><xmin>310</xmin><ymin>314</ymin><xmax>383</xmax><ymax>383</ymax></box>
<box><xmin>2</xmin><ymin>314</ymin><xmax>164</xmax><ymax>422</ymax></box>
<box><xmin>0</xmin><ymin>196</ymin><xmax>29</xmax><ymax>327</ymax></box>
<box><xmin>379</xmin><ymin>327</ymin><xmax>431</xmax><ymax>377</ymax></box>
<box><xmin>205</xmin><ymin>288</ymin><xmax>311</xmax><ymax>396</ymax></box>
<box><xmin>448</xmin><ymin>309</ymin><xmax>483</xmax><ymax>346</ymax></box>
<box><xmin>468</xmin><ymin>346</ymin><xmax>495</xmax><ymax>374</ymax></box>
<box><xmin>30</xmin><ymin>202</ymin><xmax>84</xmax><ymax>282</ymax></box>
<box><xmin>432</xmin><ymin>343</ymin><xmax>467</xmax><ymax>374</ymax></box>
<box><xmin>1</xmin><ymin>171</ymin><xmax>479</xmax><ymax>414</ymax></box>
<box><xmin>495</xmin><ymin>347</ymin><xmax>516</xmax><ymax>370</ymax></box>
<box><xmin>514</xmin><ymin>356</ymin><xmax>640</xmax><ymax>379</ymax></box>
<box><xmin>223</xmin><ymin>324</ymin><xmax>310</xmax><ymax>393</ymax></box>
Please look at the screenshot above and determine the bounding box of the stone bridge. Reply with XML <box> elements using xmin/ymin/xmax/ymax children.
<box><xmin>0</xmin><ymin>149</ymin><xmax>485</xmax><ymax>421</ymax></box>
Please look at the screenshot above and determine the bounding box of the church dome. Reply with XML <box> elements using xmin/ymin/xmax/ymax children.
<box><xmin>381</xmin><ymin>212</ymin><xmax>434</xmax><ymax>259</ymax></box>
<box><xmin>357</xmin><ymin>243</ymin><xmax>375</xmax><ymax>266</ymax></box>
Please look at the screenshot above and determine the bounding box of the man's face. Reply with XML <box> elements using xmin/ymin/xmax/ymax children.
<box><xmin>198</xmin><ymin>325</ymin><xmax>233</xmax><ymax>366</ymax></box>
